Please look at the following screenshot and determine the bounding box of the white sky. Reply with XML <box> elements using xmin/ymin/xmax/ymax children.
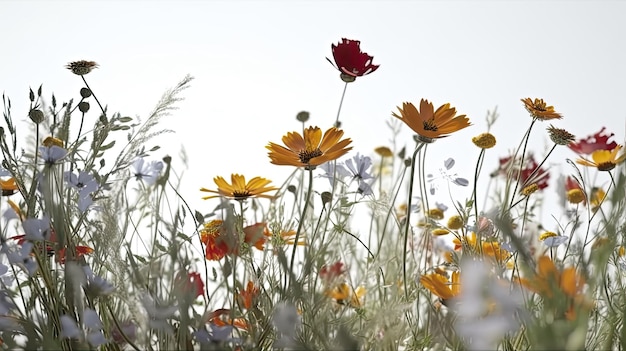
<box><xmin>2</xmin><ymin>0</ymin><xmax>625</xmax><ymax>226</ymax></box>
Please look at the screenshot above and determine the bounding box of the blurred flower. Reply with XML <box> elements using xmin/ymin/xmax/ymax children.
<box><xmin>472</xmin><ymin>132</ymin><xmax>496</xmax><ymax>149</ymax></box>
<box><xmin>42</xmin><ymin>136</ymin><xmax>63</xmax><ymax>148</ymax></box>
<box><xmin>39</xmin><ymin>145</ymin><xmax>67</xmax><ymax>164</ymax></box>
<box><xmin>66</xmin><ymin>60</ymin><xmax>99</xmax><ymax>75</ymax></box>
<box><xmin>565</xmin><ymin>176</ymin><xmax>585</xmax><ymax>204</ymax></box>
<box><xmin>200</xmin><ymin>174</ymin><xmax>277</xmax><ymax>200</ymax></box>
<box><xmin>420</xmin><ymin>271</ymin><xmax>460</xmax><ymax>302</ymax></box>
<box><xmin>521</xmin><ymin>183</ymin><xmax>539</xmax><ymax>196</ymax></box>
<box><xmin>174</xmin><ymin>271</ymin><xmax>204</xmax><ymax>300</ymax></box>
<box><xmin>427</xmin><ymin>158</ymin><xmax>469</xmax><ymax>195</ymax></box>
<box><xmin>132</xmin><ymin>157</ymin><xmax>163</xmax><ymax>186</ymax></box>
<box><xmin>0</xmin><ymin>178</ymin><xmax>17</xmax><ymax>196</ymax></box>
<box><xmin>345</xmin><ymin>153</ymin><xmax>374</xmax><ymax>195</ymax></box>
<box><xmin>3</xmin><ymin>241</ymin><xmax>37</xmax><ymax>276</ymax></box>
<box><xmin>264</xmin><ymin>227</ymin><xmax>306</xmax><ymax>250</ymax></box>
<box><xmin>428</xmin><ymin>208</ymin><xmax>444</xmax><ymax>220</ymax></box>
<box><xmin>193</xmin><ymin>324</ymin><xmax>233</xmax><ymax>345</ymax></box>
<box><xmin>576</xmin><ymin>144</ymin><xmax>626</xmax><ymax>171</ymax></box>
<box><xmin>497</xmin><ymin>153</ymin><xmax>549</xmax><ymax>191</ymax></box>
<box><xmin>83</xmin><ymin>265</ymin><xmax>115</xmax><ymax>297</ymax></box>
<box><xmin>207</xmin><ymin>308</ymin><xmax>248</xmax><ymax>330</ymax></box>
<box><xmin>328</xmin><ymin>38</ymin><xmax>379</xmax><ymax>82</ymax></box>
<box><xmin>22</xmin><ymin>216</ymin><xmax>51</xmax><ymax>241</ymax></box>
<box><xmin>318</xmin><ymin>161</ymin><xmax>351</xmax><ymax>186</ymax></box>
<box><xmin>267</xmin><ymin>126</ymin><xmax>352</xmax><ymax>169</ymax></box>
<box><xmin>273</xmin><ymin>302</ymin><xmax>301</xmax><ymax>348</ymax></box>
<box><xmin>141</xmin><ymin>294</ymin><xmax>177</xmax><ymax>332</ymax></box>
<box><xmin>60</xmin><ymin>315</ymin><xmax>82</xmax><ymax>339</ymax></box>
<box><xmin>521</xmin><ymin>97</ymin><xmax>562</xmax><ymax>120</ymax></box>
<box><xmin>568</xmin><ymin>127</ymin><xmax>617</xmax><ymax>155</ymax></box>
<box><xmin>543</xmin><ymin>235</ymin><xmax>569</xmax><ymax>248</ymax></box>
<box><xmin>374</xmin><ymin>146</ymin><xmax>393</xmax><ymax>157</ymax></box>
<box><xmin>238</xmin><ymin>281</ymin><xmax>260</xmax><ymax>310</ymax></box>
<box><xmin>453</xmin><ymin>233</ymin><xmax>511</xmax><ymax>264</ymax></box>
<box><xmin>453</xmin><ymin>259</ymin><xmax>523</xmax><ymax>351</ymax></box>
<box><xmin>320</xmin><ymin>261</ymin><xmax>346</xmax><ymax>282</ymax></box>
<box><xmin>200</xmin><ymin>220</ymin><xmax>232</xmax><ymax>261</ymax></box>
<box><xmin>431</xmin><ymin>228</ymin><xmax>450</xmax><ymax>236</ymax></box>
<box><xmin>447</xmin><ymin>215</ymin><xmax>464</xmax><ymax>230</ymax></box>
<box><xmin>392</xmin><ymin>99</ymin><xmax>471</xmax><ymax>141</ymax></box>
<box><xmin>327</xmin><ymin>283</ymin><xmax>365</xmax><ymax>308</ymax></box>
<box><xmin>590</xmin><ymin>187</ymin><xmax>606</xmax><ymax>212</ymax></box>
<box><xmin>547</xmin><ymin>125</ymin><xmax>575</xmax><ymax>145</ymax></box>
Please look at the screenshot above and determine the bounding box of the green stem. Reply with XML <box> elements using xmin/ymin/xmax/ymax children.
<box><xmin>288</xmin><ymin>168</ymin><xmax>314</xmax><ymax>285</ymax></box>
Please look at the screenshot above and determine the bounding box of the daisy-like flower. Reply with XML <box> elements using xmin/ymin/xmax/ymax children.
<box><xmin>326</xmin><ymin>283</ymin><xmax>366</xmax><ymax>308</ymax></box>
<box><xmin>0</xmin><ymin>178</ymin><xmax>18</xmax><ymax>196</ymax></box>
<box><xmin>64</xmin><ymin>171</ymin><xmax>99</xmax><ymax>212</ymax></box>
<box><xmin>237</xmin><ymin>281</ymin><xmax>260</xmax><ymax>310</ymax></box>
<box><xmin>521</xmin><ymin>98</ymin><xmax>562</xmax><ymax>120</ymax></box>
<box><xmin>344</xmin><ymin>153</ymin><xmax>374</xmax><ymax>195</ymax></box>
<box><xmin>328</xmin><ymin>38</ymin><xmax>379</xmax><ymax>83</ymax></box>
<box><xmin>132</xmin><ymin>157</ymin><xmax>163</xmax><ymax>186</ymax></box>
<box><xmin>420</xmin><ymin>271</ymin><xmax>460</xmax><ymax>302</ymax></box>
<box><xmin>266</xmin><ymin>126</ymin><xmax>352</xmax><ymax>169</ymax></box>
<box><xmin>392</xmin><ymin>99</ymin><xmax>471</xmax><ymax>142</ymax></box>
<box><xmin>66</xmin><ymin>60</ymin><xmax>99</xmax><ymax>75</ymax></box>
<box><xmin>547</xmin><ymin>125</ymin><xmax>575</xmax><ymax>145</ymax></box>
<box><xmin>564</xmin><ymin>177</ymin><xmax>585</xmax><ymax>204</ymax></box>
<box><xmin>39</xmin><ymin>145</ymin><xmax>67</xmax><ymax>164</ymax></box>
<box><xmin>576</xmin><ymin>144</ymin><xmax>626</xmax><ymax>171</ymax></box>
<box><xmin>568</xmin><ymin>127</ymin><xmax>617</xmax><ymax>155</ymax></box>
<box><xmin>200</xmin><ymin>174</ymin><xmax>277</xmax><ymax>201</ymax></box>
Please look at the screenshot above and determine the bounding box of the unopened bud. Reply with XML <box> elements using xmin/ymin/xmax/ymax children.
<box><xmin>78</xmin><ymin>101</ymin><xmax>90</xmax><ymax>113</ymax></box>
<box><xmin>296</xmin><ymin>111</ymin><xmax>310</xmax><ymax>123</ymax></box>
<box><xmin>80</xmin><ymin>87</ymin><xmax>92</xmax><ymax>98</ymax></box>
<box><xmin>28</xmin><ymin>109</ymin><xmax>45</xmax><ymax>124</ymax></box>
<box><xmin>321</xmin><ymin>191</ymin><xmax>332</xmax><ymax>206</ymax></box>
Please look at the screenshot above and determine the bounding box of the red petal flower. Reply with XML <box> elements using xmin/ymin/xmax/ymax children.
<box><xmin>568</xmin><ymin>127</ymin><xmax>617</xmax><ymax>155</ymax></box>
<box><xmin>329</xmin><ymin>38</ymin><xmax>379</xmax><ymax>81</ymax></box>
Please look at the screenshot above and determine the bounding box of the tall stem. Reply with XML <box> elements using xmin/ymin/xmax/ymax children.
<box><xmin>333</xmin><ymin>82</ymin><xmax>349</xmax><ymax>127</ymax></box>
<box><xmin>289</xmin><ymin>168</ymin><xmax>314</xmax><ymax>284</ymax></box>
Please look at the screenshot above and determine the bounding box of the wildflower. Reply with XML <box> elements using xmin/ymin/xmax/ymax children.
<box><xmin>521</xmin><ymin>97</ymin><xmax>562</xmax><ymax>120</ymax></box>
<box><xmin>194</xmin><ymin>324</ymin><xmax>233</xmax><ymax>345</ymax></box>
<box><xmin>427</xmin><ymin>158</ymin><xmax>469</xmax><ymax>195</ymax></box>
<box><xmin>565</xmin><ymin>177</ymin><xmax>585</xmax><ymax>204</ymax></box>
<box><xmin>264</xmin><ymin>227</ymin><xmax>305</xmax><ymax>249</ymax></box>
<box><xmin>498</xmin><ymin>153</ymin><xmax>550</xmax><ymax>191</ymax></box>
<box><xmin>568</xmin><ymin>126</ymin><xmax>617</xmax><ymax>155</ymax></box>
<box><xmin>200</xmin><ymin>174</ymin><xmax>277</xmax><ymax>201</ymax></box>
<box><xmin>590</xmin><ymin>187</ymin><xmax>606</xmax><ymax>211</ymax></box>
<box><xmin>539</xmin><ymin>232</ymin><xmax>569</xmax><ymax>248</ymax></box>
<box><xmin>328</xmin><ymin>38</ymin><xmax>379</xmax><ymax>82</ymax></box>
<box><xmin>207</xmin><ymin>309</ymin><xmax>248</xmax><ymax>330</ymax></box>
<box><xmin>420</xmin><ymin>271</ymin><xmax>460</xmax><ymax>302</ymax></box>
<box><xmin>0</xmin><ymin>178</ymin><xmax>18</xmax><ymax>196</ymax></box>
<box><xmin>3</xmin><ymin>241</ymin><xmax>37</xmax><ymax>276</ymax></box>
<box><xmin>521</xmin><ymin>183</ymin><xmax>539</xmax><ymax>196</ymax></box>
<box><xmin>140</xmin><ymin>295</ymin><xmax>178</xmax><ymax>332</ymax></box>
<box><xmin>547</xmin><ymin>125</ymin><xmax>575</xmax><ymax>145</ymax></box>
<box><xmin>539</xmin><ymin>231</ymin><xmax>557</xmax><ymax>241</ymax></box>
<box><xmin>428</xmin><ymin>208</ymin><xmax>445</xmax><ymax>220</ymax></box>
<box><xmin>318</xmin><ymin>161</ymin><xmax>350</xmax><ymax>187</ymax></box>
<box><xmin>174</xmin><ymin>271</ymin><xmax>204</xmax><ymax>300</ymax></box>
<box><xmin>447</xmin><ymin>215</ymin><xmax>464</xmax><ymax>230</ymax></box>
<box><xmin>267</xmin><ymin>126</ymin><xmax>352</xmax><ymax>169</ymax></box>
<box><xmin>472</xmin><ymin>133</ymin><xmax>496</xmax><ymax>149</ymax></box>
<box><xmin>83</xmin><ymin>265</ymin><xmax>115</xmax><ymax>297</ymax></box>
<box><xmin>131</xmin><ymin>157</ymin><xmax>163</xmax><ymax>186</ymax></box>
<box><xmin>374</xmin><ymin>146</ymin><xmax>393</xmax><ymax>157</ymax></box>
<box><xmin>238</xmin><ymin>281</ymin><xmax>260</xmax><ymax>310</ymax></box>
<box><xmin>432</xmin><ymin>228</ymin><xmax>450</xmax><ymax>236</ymax></box>
<box><xmin>320</xmin><ymin>261</ymin><xmax>346</xmax><ymax>282</ymax></box>
<box><xmin>22</xmin><ymin>216</ymin><xmax>51</xmax><ymax>241</ymax></box>
<box><xmin>39</xmin><ymin>145</ymin><xmax>67</xmax><ymax>164</ymax></box>
<box><xmin>327</xmin><ymin>283</ymin><xmax>365</xmax><ymax>308</ymax></box>
<box><xmin>200</xmin><ymin>220</ymin><xmax>232</xmax><ymax>261</ymax></box>
<box><xmin>66</xmin><ymin>60</ymin><xmax>99</xmax><ymax>75</ymax></box>
<box><xmin>64</xmin><ymin>171</ymin><xmax>99</xmax><ymax>212</ymax></box>
<box><xmin>42</xmin><ymin>136</ymin><xmax>64</xmax><ymax>148</ymax></box>
<box><xmin>344</xmin><ymin>153</ymin><xmax>374</xmax><ymax>195</ymax></box>
<box><xmin>453</xmin><ymin>233</ymin><xmax>511</xmax><ymax>263</ymax></box>
<box><xmin>576</xmin><ymin>144</ymin><xmax>626</xmax><ymax>171</ymax></box>
<box><xmin>392</xmin><ymin>99</ymin><xmax>471</xmax><ymax>142</ymax></box>
<box><xmin>273</xmin><ymin>302</ymin><xmax>301</xmax><ymax>348</ymax></box>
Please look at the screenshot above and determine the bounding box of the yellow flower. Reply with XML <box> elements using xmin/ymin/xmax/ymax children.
<box><xmin>374</xmin><ymin>146</ymin><xmax>393</xmax><ymax>157</ymax></box>
<box><xmin>266</xmin><ymin>126</ymin><xmax>352</xmax><ymax>169</ymax></box>
<box><xmin>567</xmin><ymin>189</ymin><xmax>585</xmax><ymax>204</ymax></box>
<box><xmin>619</xmin><ymin>246</ymin><xmax>625</xmax><ymax>257</ymax></box>
<box><xmin>428</xmin><ymin>208</ymin><xmax>444</xmax><ymax>220</ymax></box>
<box><xmin>471</xmin><ymin>133</ymin><xmax>496</xmax><ymax>149</ymax></box>
<box><xmin>590</xmin><ymin>187</ymin><xmax>606</xmax><ymax>212</ymax></box>
<box><xmin>66</xmin><ymin>60</ymin><xmax>99</xmax><ymax>76</ymax></box>
<box><xmin>42</xmin><ymin>136</ymin><xmax>64</xmax><ymax>148</ymax></box>
<box><xmin>539</xmin><ymin>231</ymin><xmax>557</xmax><ymax>241</ymax></box>
<box><xmin>521</xmin><ymin>183</ymin><xmax>539</xmax><ymax>196</ymax></box>
<box><xmin>200</xmin><ymin>174</ymin><xmax>277</xmax><ymax>200</ymax></box>
<box><xmin>431</xmin><ymin>228</ymin><xmax>449</xmax><ymax>236</ymax></box>
<box><xmin>327</xmin><ymin>283</ymin><xmax>365</xmax><ymax>308</ymax></box>
<box><xmin>576</xmin><ymin>144</ymin><xmax>626</xmax><ymax>171</ymax></box>
<box><xmin>392</xmin><ymin>99</ymin><xmax>470</xmax><ymax>142</ymax></box>
<box><xmin>521</xmin><ymin>98</ymin><xmax>562</xmax><ymax>120</ymax></box>
<box><xmin>420</xmin><ymin>271</ymin><xmax>460</xmax><ymax>301</ymax></box>
<box><xmin>447</xmin><ymin>215</ymin><xmax>464</xmax><ymax>230</ymax></box>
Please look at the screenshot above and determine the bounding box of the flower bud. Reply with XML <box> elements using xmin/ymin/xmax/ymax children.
<box><xmin>78</xmin><ymin>101</ymin><xmax>90</xmax><ymax>113</ymax></box>
<box><xmin>296</xmin><ymin>111</ymin><xmax>310</xmax><ymax>123</ymax></box>
<box><xmin>28</xmin><ymin>109</ymin><xmax>45</xmax><ymax>124</ymax></box>
<box><xmin>80</xmin><ymin>87</ymin><xmax>92</xmax><ymax>98</ymax></box>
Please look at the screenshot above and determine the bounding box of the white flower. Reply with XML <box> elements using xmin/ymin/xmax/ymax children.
<box><xmin>60</xmin><ymin>315</ymin><xmax>81</xmax><ymax>339</ymax></box>
<box><xmin>132</xmin><ymin>158</ymin><xmax>163</xmax><ymax>186</ymax></box>
<box><xmin>64</xmin><ymin>171</ymin><xmax>99</xmax><ymax>212</ymax></box>
<box><xmin>543</xmin><ymin>235</ymin><xmax>569</xmax><ymax>247</ymax></box>
<box><xmin>22</xmin><ymin>216</ymin><xmax>50</xmax><ymax>241</ymax></box>
<box><xmin>39</xmin><ymin>145</ymin><xmax>67</xmax><ymax>164</ymax></box>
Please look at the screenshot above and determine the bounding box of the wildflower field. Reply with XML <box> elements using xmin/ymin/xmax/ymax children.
<box><xmin>0</xmin><ymin>38</ymin><xmax>625</xmax><ymax>351</ymax></box>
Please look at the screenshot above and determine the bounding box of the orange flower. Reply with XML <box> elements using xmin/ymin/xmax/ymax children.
<box><xmin>237</xmin><ymin>281</ymin><xmax>260</xmax><ymax>310</ymax></box>
<box><xmin>200</xmin><ymin>174</ymin><xmax>277</xmax><ymax>200</ymax></box>
<box><xmin>517</xmin><ymin>256</ymin><xmax>585</xmax><ymax>299</ymax></box>
<box><xmin>0</xmin><ymin>178</ymin><xmax>18</xmax><ymax>196</ymax></box>
<box><xmin>206</xmin><ymin>309</ymin><xmax>248</xmax><ymax>330</ymax></box>
<box><xmin>392</xmin><ymin>99</ymin><xmax>470</xmax><ymax>141</ymax></box>
<box><xmin>326</xmin><ymin>283</ymin><xmax>365</xmax><ymax>308</ymax></box>
<box><xmin>266</xmin><ymin>126</ymin><xmax>352</xmax><ymax>169</ymax></box>
<box><xmin>420</xmin><ymin>271</ymin><xmax>460</xmax><ymax>301</ymax></box>
<box><xmin>521</xmin><ymin>97</ymin><xmax>562</xmax><ymax>120</ymax></box>
<box><xmin>200</xmin><ymin>220</ymin><xmax>268</xmax><ymax>260</ymax></box>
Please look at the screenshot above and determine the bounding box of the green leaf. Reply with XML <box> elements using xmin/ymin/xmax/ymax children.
<box><xmin>118</xmin><ymin>116</ymin><xmax>133</xmax><ymax>123</ymax></box>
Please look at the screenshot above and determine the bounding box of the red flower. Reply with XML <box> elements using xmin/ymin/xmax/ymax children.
<box><xmin>200</xmin><ymin>220</ymin><xmax>267</xmax><ymax>260</ymax></box>
<box><xmin>175</xmin><ymin>271</ymin><xmax>204</xmax><ymax>299</ymax></box>
<box><xmin>568</xmin><ymin>127</ymin><xmax>617</xmax><ymax>155</ymax></box>
<box><xmin>10</xmin><ymin>230</ymin><xmax>93</xmax><ymax>264</ymax></box>
<box><xmin>328</xmin><ymin>38</ymin><xmax>379</xmax><ymax>82</ymax></box>
<box><xmin>320</xmin><ymin>261</ymin><xmax>346</xmax><ymax>281</ymax></box>
<box><xmin>497</xmin><ymin>154</ymin><xmax>549</xmax><ymax>190</ymax></box>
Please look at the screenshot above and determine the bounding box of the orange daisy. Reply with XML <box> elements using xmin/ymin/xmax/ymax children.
<box><xmin>392</xmin><ymin>99</ymin><xmax>470</xmax><ymax>141</ymax></box>
<box><xmin>521</xmin><ymin>98</ymin><xmax>562</xmax><ymax>120</ymax></box>
<box><xmin>200</xmin><ymin>174</ymin><xmax>277</xmax><ymax>200</ymax></box>
<box><xmin>266</xmin><ymin>126</ymin><xmax>352</xmax><ymax>169</ymax></box>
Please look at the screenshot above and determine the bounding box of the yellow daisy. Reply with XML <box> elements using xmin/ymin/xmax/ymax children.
<box><xmin>576</xmin><ymin>145</ymin><xmax>626</xmax><ymax>171</ymax></box>
<box><xmin>200</xmin><ymin>174</ymin><xmax>277</xmax><ymax>200</ymax></box>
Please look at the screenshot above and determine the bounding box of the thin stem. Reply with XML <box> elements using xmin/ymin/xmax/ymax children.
<box><xmin>81</xmin><ymin>76</ymin><xmax>106</xmax><ymax>117</ymax></box>
<box><xmin>333</xmin><ymin>82</ymin><xmax>349</xmax><ymax>127</ymax></box>
<box><xmin>402</xmin><ymin>142</ymin><xmax>426</xmax><ymax>299</ymax></box>
<box><xmin>289</xmin><ymin>168</ymin><xmax>314</xmax><ymax>284</ymax></box>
